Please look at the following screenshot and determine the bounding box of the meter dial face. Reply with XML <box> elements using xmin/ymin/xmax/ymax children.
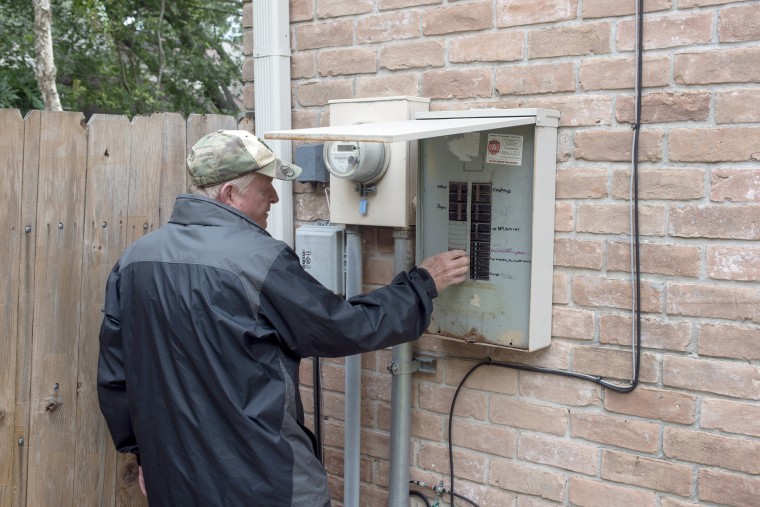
<box><xmin>323</xmin><ymin>140</ymin><xmax>389</xmax><ymax>184</ymax></box>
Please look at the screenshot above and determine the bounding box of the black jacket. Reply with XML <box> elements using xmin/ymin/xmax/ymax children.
<box><xmin>97</xmin><ymin>194</ymin><xmax>438</xmax><ymax>506</ymax></box>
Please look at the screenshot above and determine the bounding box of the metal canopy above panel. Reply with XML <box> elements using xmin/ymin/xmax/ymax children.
<box><xmin>264</xmin><ymin>116</ymin><xmax>538</xmax><ymax>143</ymax></box>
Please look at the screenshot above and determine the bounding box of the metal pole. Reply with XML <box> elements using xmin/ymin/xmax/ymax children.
<box><xmin>388</xmin><ymin>227</ymin><xmax>416</xmax><ymax>506</ymax></box>
<box><xmin>344</xmin><ymin>225</ymin><xmax>362</xmax><ymax>507</ymax></box>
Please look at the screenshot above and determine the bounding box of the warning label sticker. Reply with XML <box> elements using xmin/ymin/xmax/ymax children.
<box><xmin>485</xmin><ymin>133</ymin><xmax>523</xmax><ymax>166</ymax></box>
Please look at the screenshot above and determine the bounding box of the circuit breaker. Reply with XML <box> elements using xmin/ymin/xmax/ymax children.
<box><xmin>266</xmin><ymin>107</ymin><xmax>560</xmax><ymax>351</ymax></box>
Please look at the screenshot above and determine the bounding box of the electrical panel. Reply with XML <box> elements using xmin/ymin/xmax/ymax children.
<box><xmin>266</xmin><ymin>107</ymin><xmax>559</xmax><ymax>351</ymax></box>
<box><xmin>295</xmin><ymin>224</ymin><xmax>345</xmax><ymax>296</ymax></box>
<box><xmin>417</xmin><ymin>110</ymin><xmax>559</xmax><ymax>351</ymax></box>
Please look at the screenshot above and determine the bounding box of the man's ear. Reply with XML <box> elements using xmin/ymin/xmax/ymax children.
<box><xmin>218</xmin><ymin>182</ymin><xmax>235</xmax><ymax>205</ymax></box>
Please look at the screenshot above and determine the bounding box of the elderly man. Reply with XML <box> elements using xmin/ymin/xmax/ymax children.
<box><xmin>97</xmin><ymin>130</ymin><xmax>469</xmax><ymax>506</ymax></box>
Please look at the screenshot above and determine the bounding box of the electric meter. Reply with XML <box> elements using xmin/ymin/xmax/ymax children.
<box><xmin>323</xmin><ymin>140</ymin><xmax>390</xmax><ymax>184</ymax></box>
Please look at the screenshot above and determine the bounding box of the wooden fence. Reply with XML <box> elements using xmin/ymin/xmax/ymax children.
<box><xmin>0</xmin><ymin>109</ymin><xmax>243</xmax><ymax>507</ymax></box>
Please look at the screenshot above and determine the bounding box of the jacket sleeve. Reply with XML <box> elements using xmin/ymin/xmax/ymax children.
<box><xmin>97</xmin><ymin>262</ymin><xmax>140</xmax><ymax>461</ymax></box>
<box><xmin>258</xmin><ymin>247</ymin><xmax>438</xmax><ymax>358</ymax></box>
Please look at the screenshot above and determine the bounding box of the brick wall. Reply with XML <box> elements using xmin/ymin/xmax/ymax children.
<box><xmin>243</xmin><ymin>1</ymin><xmax>760</xmax><ymax>505</ymax></box>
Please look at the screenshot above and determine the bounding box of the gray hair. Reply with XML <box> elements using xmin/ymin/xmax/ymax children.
<box><xmin>187</xmin><ymin>172</ymin><xmax>258</xmax><ymax>201</ymax></box>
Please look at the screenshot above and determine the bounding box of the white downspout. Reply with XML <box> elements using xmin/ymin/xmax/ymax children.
<box><xmin>252</xmin><ymin>0</ymin><xmax>295</xmax><ymax>246</ymax></box>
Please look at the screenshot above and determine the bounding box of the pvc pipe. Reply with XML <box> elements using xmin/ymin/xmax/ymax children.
<box><xmin>344</xmin><ymin>225</ymin><xmax>362</xmax><ymax>507</ymax></box>
<box><xmin>388</xmin><ymin>227</ymin><xmax>416</xmax><ymax>506</ymax></box>
<box><xmin>252</xmin><ymin>0</ymin><xmax>295</xmax><ymax>246</ymax></box>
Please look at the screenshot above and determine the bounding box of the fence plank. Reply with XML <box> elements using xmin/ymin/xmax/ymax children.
<box><xmin>73</xmin><ymin>114</ymin><xmax>133</xmax><ymax>507</ymax></box>
<box><xmin>0</xmin><ymin>109</ymin><xmax>24</xmax><ymax>506</ymax></box>
<box><xmin>25</xmin><ymin>111</ymin><xmax>88</xmax><ymax>507</ymax></box>
<box><xmin>12</xmin><ymin>110</ymin><xmax>43</xmax><ymax>507</ymax></box>
<box><xmin>158</xmin><ymin>113</ymin><xmax>187</xmax><ymax>226</ymax></box>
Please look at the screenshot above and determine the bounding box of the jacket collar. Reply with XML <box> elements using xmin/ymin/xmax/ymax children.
<box><xmin>169</xmin><ymin>194</ymin><xmax>271</xmax><ymax>236</ymax></box>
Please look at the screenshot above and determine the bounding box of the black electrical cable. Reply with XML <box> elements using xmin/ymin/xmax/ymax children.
<box><xmin>446</xmin><ymin>1</ymin><xmax>645</xmax><ymax>504</ymax></box>
<box><xmin>409</xmin><ymin>489</ymin><xmax>432</xmax><ymax>507</ymax></box>
<box><xmin>409</xmin><ymin>480</ymin><xmax>481</xmax><ymax>507</ymax></box>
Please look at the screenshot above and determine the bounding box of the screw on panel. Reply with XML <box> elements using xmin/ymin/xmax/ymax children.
<box><xmin>102</xmin><ymin>222</ymin><xmax>108</xmax><ymax>228</ymax></box>
<box><xmin>25</xmin><ymin>226</ymin><xmax>32</xmax><ymax>233</ymax></box>
<box><xmin>58</xmin><ymin>223</ymin><xmax>64</xmax><ymax>229</ymax></box>
<box><xmin>143</xmin><ymin>223</ymin><xmax>149</xmax><ymax>230</ymax></box>
<box><xmin>18</xmin><ymin>438</ymin><xmax>24</xmax><ymax>446</ymax></box>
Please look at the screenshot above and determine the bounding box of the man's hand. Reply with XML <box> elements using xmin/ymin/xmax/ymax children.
<box><xmin>419</xmin><ymin>250</ymin><xmax>470</xmax><ymax>292</ymax></box>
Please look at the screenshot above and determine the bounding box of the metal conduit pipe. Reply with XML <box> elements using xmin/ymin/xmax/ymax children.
<box><xmin>344</xmin><ymin>225</ymin><xmax>363</xmax><ymax>507</ymax></box>
<box><xmin>388</xmin><ymin>227</ymin><xmax>416</xmax><ymax>506</ymax></box>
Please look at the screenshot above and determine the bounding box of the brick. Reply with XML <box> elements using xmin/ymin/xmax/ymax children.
<box><xmin>577</xmin><ymin>204</ymin><xmax>666</xmax><ymax>235</ymax></box>
<box><xmin>611</xmin><ymin>168</ymin><xmax>705</xmax><ymax>200</ymax></box>
<box><xmin>708</xmin><ymin>246</ymin><xmax>760</xmax><ymax>282</ymax></box>
<box><xmin>243</xmin><ymin>29</ymin><xmax>253</xmax><ymax>56</ymax></box>
<box><xmin>679</xmin><ymin>0</ymin><xmax>734</xmax><ymax>6</ymax></box>
<box><xmin>290</xmin><ymin>0</ymin><xmax>313</xmax><ymax>22</ymax></box>
<box><xmin>553</xmin><ymin>271</ymin><xmax>570</xmax><ymax>304</ymax></box>
<box><xmin>356</xmin><ymin>10</ymin><xmax>419</xmax><ymax>43</ymax></box>
<box><xmin>422</xmin><ymin>2</ymin><xmax>492</xmax><ymax>36</ymax></box>
<box><xmin>489</xmin><ymin>457</ymin><xmax>565</xmax><ymax>501</ymax></box>
<box><xmin>699</xmin><ymin>468</ymin><xmax>760</xmax><ymax>507</ymax></box>
<box><xmin>699</xmin><ymin>323</ymin><xmax>760</xmax><ymax>361</ymax></box>
<box><xmin>717</xmin><ymin>89</ymin><xmax>760</xmax><ymax>123</ymax></box>
<box><xmin>291</xmin><ymin>109</ymin><xmax>318</xmax><ymax>129</ymax></box>
<box><xmin>554</xmin><ymin>239</ymin><xmax>603</xmax><ymax>270</ymax></box>
<box><xmin>618</xmin><ymin>12</ymin><xmax>712</xmax><ymax>50</ymax></box>
<box><xmin>575</xmin><ymin>129</ymin><xmax>663</xmax><ymax>162</ymax></box>
<box><xmin>670</xmin><ymin>127</ymin><xmax>760</xmax><ymax>162</ymax></box>
<box><xmin>556</xmin><ymin>168</ymin><xmax>608</xmax><ymax>199</ymax></box>
<box><xmin>667</xmin><ymin>282</ymin><xmax>760</xmax><ymax>324</ymax></box>
<box><xmin>410</xmin><ymin>409</ymin><xmax>444</xmax><ymax>441</ymax></box>
<box><xmin>617</xmin><ymin>91</ymin><xmax>710</xmax><ymax>124</ymax></box>
<box><xmin>600</xmin><ymin>313</ymin><xmax>692</xmax><ymax>352</ymax></box>
<box><xmin>379</xmin><ymin>0</ymin><xmax>438</xmax><ymax>9</ymax></box>
<box><xmin>496</xmin><ymin>63</ymin><xmax>575</xmax><ymax>95</ymax></box>
<box><xmin>582</xmin><ymin>0</ymin><xmax>671</xmax><ymax>18</ymax></box>
<box><xmin>607</xmin><ymin>241</ymin><xmax>701</xmax><ymax>277</ymax></box>
<box><xmin>496</xmin><ymin>0</ymin><xmax>577</xmax><ymax>27</ymax></box>
<box><xmin>516</xmin><ymin>496</ymin><xmax>561</xmax><ymax>507</ymax></box>
<box><xmin>242</xmin><ymin>57</ymin><xmax>254</xmax><ymax>82</ymax></box>
<box><xmin>358</xmin><ymin>484</ymin><xmax>388</xmax><ymax>506</ymax></box>
<box><xmin>418</xmin><ymin>383</ymin><xmax>487</xmax><ymax>420</ymax></box>
<box><xmin>519</xmin><ymin>433</ymin><xmax>598</xmax><ymax>475</ymax></box>
<box><xmin>720</xmin><ymin>4</ymin><xmax>760</xmax><ymax>42</ymax></box>
<box><xmin>661</xmin><ymin>499</ymin><xmax>701</xmax><ymax>507</ymax></box>
<box><xmin>418</xmin><ymin>444</ymin><xmax>487</xmax><ymax>482</ymax></box>
<box><xmin>296</xmin><ymin>79</ymin><xmax>352</xmax><ymax>106</ymax></box>
<box><xmin>362</xmin><ymin>369</ymin><xmax>392</xmax><ymax>402</ymax></box>
<box><xmin>520</xmin><ymin>371</ymin><xmax>602</xmax><ymax>406</ymax></box>
<box><xmin>529</xmin><ymin>22</ymin><xmax>611</xmax><ymax>58</ymax></box>
<box><xmin>555</xmin><ymin>202</ymin><xmax>573</xmax><ymax>232</ymax></box>
<box><xmin>242</xmin><ymin>83</ymin><xmax>255</xmax><ymax>110</ymax></box>
<box><xmin>663</xmin><ymin>355</ymin><xmax>760</xmax><ymax>399</ymax></box>
<box><xmin>569</xmin><ymin>477</ymin><xmax>656</xmax><ymax>507</ymax></box>
<box><xmin>451</xmin><ymin>32</ymin><xmax>524</xmax><ymax>63</ymax></box>
<box><xmin>380</xmin><ymin>40</ymin><xmax>445</xmax><ymax>70</ymax></box>
<box><xmin>295</xmin><ymin>19</ymin><xmax>353</xmax><ymax>50</ymax></box>
<box><xmin>552</xmin><ymin>306</ymin><xmax>595</xmax><ymax>339</ymax></box>
<box><xmin>295</xmin><ymin>191</ymin><xmax>330</xmax><ymax>221</ymax></box>
<box><xmin>356</xmin><ymin>73</ymin><xmax>419</xmax><ymax>99</ymax></box>
<box><xmin>604</xmin><ymin>386</ymin><xmax>696</xmax><ymax>424</ymax></box>
<box><xmin>318</xmin><ymin>48</ymin><xmax>376</xmax><ymax>76</ymax></box>
<box><xmin>422</xmin><ymin>69</ymin><xmax>492</xmax><ymax>99</ymax></box>
<box><xmin>670</xmin><ymin>205</ymin><xmax>760</xmax><ymax>240</ymax></box>
<box><xmin>675</xmin><ymin>48</ymin><xmax>760</xmax><ymax>85</ymax></box>
<box><xmin>701</xmin><ymin>397</ymin><xmax>760</xmax><ymax>438</ymax></box>
<box><xmin>490</xmin><ymin>396</ymin><xmax>567</xmax><ymax>435</ymax></box>
<box><xmin>493</xmin><ymin>95</ymin><xmax>613</xmax><ymax>126</ymax></box>
<box><xmin>711</xmin><ymin>169</ymin><xmax>760</xmax><ymax>202</ymax></box>
<box><xmin>444</xmin><ymin>359</ymin><xmax>518</xmax><ymax>395</ymax></box>
<box><xmin>601</xmin><ymin>449</ymin><xmax>691</xmax><ymax>495</ymax></box>
<box><xmin>489</xmin><ymin>339</ymin><xmax>573</xmax><ymax>370</ymax></box>
<box><xmin>573</xmin><ymin>275</ymin><xmax>662</xmax><ymax>312</ymax></box>
<box><xmin>573</xmin><ymin>346</ymin><xmax>659</xmax><ymax>383</ymax></box>
<box><xmin>242</xmin><ymin>1</ymin><xmax>253</xmax><ymax>27</ymax></box>
<box><xmin>317</xmin><ymin>0</ymin><xmax>372</xmax><ymax>18</ymax></box>
<box><xmin>571</xmin><ymin>412</ymin><xmax>658</xmax><ymax>453</ymax></box>
<box><xmin>291</xmin><ymin>52</ymin><xmax>316</xmax><ymax>79</ymax></box>
<box><xmin>452</xmin><ymin>420</ymin><xmax>518</xmax><ymax>456</ymax></box>
<box><xmin>664</xmin><ymin>427</ymin><xmax>760</xmax><ymax>474</ymax></box>
<box><xmin>580</xmin><ymin>56</ymin><xmax>670</xmax><ymax>91</ymax></box>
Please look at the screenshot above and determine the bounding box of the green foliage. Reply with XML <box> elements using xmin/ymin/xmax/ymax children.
<box><xmin>0</xmin><ymin>0</ymin><xmax>242</xmax><ymax>117</ymax></box>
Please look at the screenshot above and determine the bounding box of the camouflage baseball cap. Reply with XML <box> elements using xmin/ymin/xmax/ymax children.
<box><xmin>187</xmin><ymin>130</ymin><xmax>301</xmax><ymax>187</ymax></box>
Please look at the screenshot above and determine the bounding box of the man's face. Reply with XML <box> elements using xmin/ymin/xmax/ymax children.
<box><xmin>227</xmin><ymin>174</ymin><xmax>279</xmax><ymax>228</ymax></box>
